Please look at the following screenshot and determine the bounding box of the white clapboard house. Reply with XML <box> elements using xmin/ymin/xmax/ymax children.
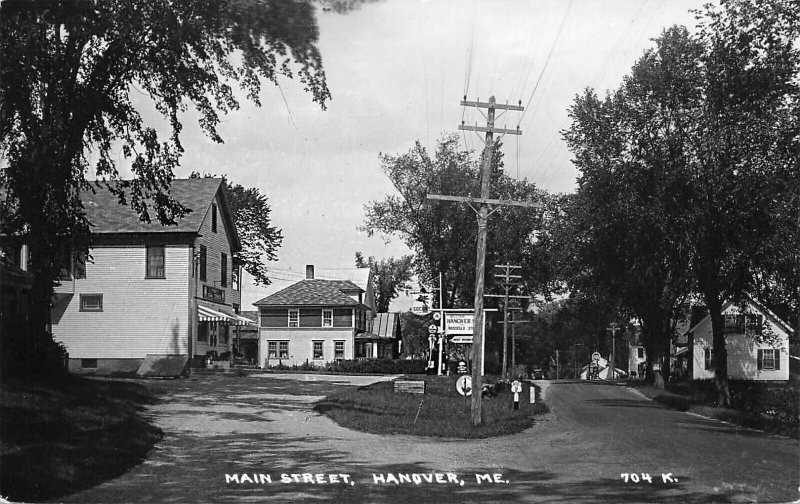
<box><xmin>688</xmin><ymin>295</ymin><xmax>791</xmax><ymax>381</ymax></box>
<box><xmin>50</xmin><ymin>178</ymin><xmax>254</xmax><ymax>373</ymax></box>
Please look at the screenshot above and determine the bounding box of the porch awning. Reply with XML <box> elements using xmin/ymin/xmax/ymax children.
<box><xmin>198</xmin><ymin>305</ymin><xmax>230</xmax><ymax>322</ymax></box>
<box><xmin>198</xmin><ymin>305</ymin><xmax>257</xmax><ymax>326</ymax></box>
<box><xmin>230</xmin><ymin>313</ymin><xmax>257</xmax><ymax>326</ymax></box>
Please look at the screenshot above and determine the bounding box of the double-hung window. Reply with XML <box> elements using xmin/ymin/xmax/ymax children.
<box><xmin>288</xmin><ymin>310</ymin><xmax>299</xmax><ymax>328</ymax></box>
<box><xmin>279</xmin><ymin>341</ymin><xmax>289</xmax><ymax>358</ymax></box>
<box><xmin>221</xmin><ymin>253</ymin><xmax>228</xmax><ymax>287</ymax></box>
<box><xmin>313</xmin><ymin>341</ymin><xmax>324</xmax><ymax>360</ymax></box>
<box><xmin>322</xmin><ymin>309</ymin><xmax>333</xmax><ymax>327</ymax></box>
<box><xmin>334</xmin><ymin>341</ymin><xmax>345</xmax><ymax>360</ymax></box>
<box><xmin>758</xmin><ymin>348</ymin><xmax>778</xmax><ymax>371</ymax></box>
<box><xmin>199</xmin><ymin>245</ymin><xmax>207</xmax><ymax>281</ymax></box>
<box><xmin>268</xmin><ymin>341</ymin><xmax>278</xmax><ymax>358</ymax></box>
<box><xmin>146</xmin><ymin>245</ymin><xmax>165</xmax><ymax>278</ymax></box>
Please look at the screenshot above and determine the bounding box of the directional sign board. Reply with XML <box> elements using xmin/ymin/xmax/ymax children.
<box><xmin>445</xmin><ymin>313</ymin><xmax>474</xmax><ymax>335</ymax></box>
<box><xmin>450</xmin><ymin>335</ymin><xmax>473</xmax><ymax>344</ymax></box>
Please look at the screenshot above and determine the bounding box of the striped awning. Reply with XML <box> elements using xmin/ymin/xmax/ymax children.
<box><xmin>198</xmin><ymin>305</ymin><xmax>257</xmax><ymax>326</ymax></box>
<box><xmin>230</xmin><ymin>313</ymin><xmax>257</xmax><ymax>326</ymax></box>
<box><xmin>198</xmin><ymin>305</ymin><xmax>231</xmax><ymax>323</ymax></box>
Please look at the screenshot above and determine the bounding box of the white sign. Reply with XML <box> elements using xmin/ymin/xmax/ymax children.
<box><xmin>591</xmin><ymin>352</ymin><xmax>601</xmax><ymax>362</ymax></box>
<box><xmin>450</xmin><ymin>335</ymin><xmax>473</xmax><ymax>344</ymax></box>
<box><xmin>445</xmin><ymin>313</ymin><xmax>474</xmax><ymax>335</ymax></box>
<box><xmin>511</xmin><ymin>380</ymin><xmax>523</xmax><ymax>393</ymax></box>
<box><xmin>456</xmin><ymin>375</ymin><xmax>472</xmax><ymax>396</ymax></box>
<box><xmin>432</xmin><ymin>312</ymin><xmax>441</xmax><ymax>321</ymax></box>
<box><xmin>410</xmin><ymin>292</ymin><xmax>432</xmax><ymax>315</ymax></box>
<box><xmin>428</xmin><ymin>324</ymin><xmax>438</xmax><ymax>334</ymax></box>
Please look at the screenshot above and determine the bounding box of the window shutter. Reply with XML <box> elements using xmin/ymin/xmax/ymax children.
<box><xmin>757</xmin><ymin>349</ymin><xmax>763</xmax><ymax>370</ymax></box>
<box><xmin>775</xmin><ymin>351</ymin><xmax>780</xmax><ymax>370</ymax></box>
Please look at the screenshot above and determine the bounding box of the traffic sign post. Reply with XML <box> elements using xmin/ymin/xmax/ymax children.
<box><xmin>511</xmin><ymin>380</ymin><xmax>522</xmax><ymax>410</ymax></box>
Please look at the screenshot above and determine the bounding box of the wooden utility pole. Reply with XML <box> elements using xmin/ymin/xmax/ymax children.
<box><xmin>427</xmin><ymin>96</ymin><xmax>537</xmax><ymax>426</ymax></box>
<box><xmin>491</xmin><ymin>264</ymin><xmax>522</xmax><ymax>379</ymax></box>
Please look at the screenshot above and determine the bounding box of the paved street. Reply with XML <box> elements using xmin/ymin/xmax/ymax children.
<box><xmin>63</xmin><ymin>374</ymin><xmax>799</xmax><ymax>503</ymax></box>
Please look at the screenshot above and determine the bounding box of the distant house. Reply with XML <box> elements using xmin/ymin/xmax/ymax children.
<box><xmin>688</xmin><ymin>295</ymin><xmax>791</xmax><ymax>381</ymax></box>
<box><xmin>234</xmin><ymin>310</ymin><xmax>260</xmax><ymax>365</ymax></box>
<box><xmin>254</xmin><ymin>265</ymin><xmax>393</xmax><ymax>367</ymax></box>
<box><xmin>628</xmin><ymin>345</ymin><xmax>647</xmax><ymax>379</ymax></box>
<box><xmin>356</xmin><ymin>311</ymin><xmax>401</xmax><ymax>360</ymax></box>
<box><xmin>47</xmin><ymin>178</ymin><xmax>255</xmax><ymax>373</ymax></box>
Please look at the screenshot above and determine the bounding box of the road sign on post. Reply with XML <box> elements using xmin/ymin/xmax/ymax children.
<box><xmin>511</xmin><ymin>380</ymin><xmax>522</xmax><ymax>410</ymax></box>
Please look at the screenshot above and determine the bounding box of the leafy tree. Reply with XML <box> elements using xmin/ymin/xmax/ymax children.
<box><xmin>561</xmin><ymin>1</ymin><xmax>799</xmax><ymax>404</ymax></box>
<box><xmin>354</xmin><ymin>252</ymin><xmax>413</xmax><ymax>312</ymax></box>
<box><xmin>0</xmin><ymin>0</ymin><xmax>329</xmax><ymax>339</ymax></box>
<box><xmin>679</xmin><ymin>1</ymin><xmax>798</xmax><ymax>406</ymax></box>
<box><xmin>562</xmin><ymin>28</ymin><xmax>697</xmax><ymax>387</ymax></box>
<box><xmin>398</xmin><ymin>311</ymin><xmax>430</xmax><ymax>359</ymax></box>
<box><xmin>361</xmin><ymin>134</ymin><xmax>547</xmax><ymax>309</ymax></box>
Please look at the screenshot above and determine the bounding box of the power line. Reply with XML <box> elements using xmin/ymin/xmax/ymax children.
<box><xmin>517</xmin><ymin>0</ymin><xmax>573</xmax><ymax>129</ymax></box>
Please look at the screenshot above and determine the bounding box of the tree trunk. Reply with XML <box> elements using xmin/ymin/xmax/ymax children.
<box><xmin>708</xmin><ymin>300</ymin><xmax>730</xmax><ymax>408</ymax></box>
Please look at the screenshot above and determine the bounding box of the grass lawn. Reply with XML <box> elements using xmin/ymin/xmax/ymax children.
<box><xmin>314</xmin><ymin>375</ymin><xmax>548</xmax><ymax>438</ymax></box>
<box><xmin>0</xmin><ymin>375</ymin><xmax>163</xmax><ymax>502</ymax></box>
<box><xmin>632</xmin><ymin>382</ymin><xmax>799</xmax><ymax>439</ymax></box>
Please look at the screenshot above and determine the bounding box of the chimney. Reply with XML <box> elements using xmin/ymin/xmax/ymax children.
<box><xmin>306</xmin><ymin>265</ymin><xmax>314</xmax><ymax>279</ymax></box>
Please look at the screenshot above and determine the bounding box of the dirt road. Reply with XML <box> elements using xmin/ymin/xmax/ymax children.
<box><xmin>61</xmin><ymin>374</ymin><xmax>799</xmax><ymax>503</ymax></box>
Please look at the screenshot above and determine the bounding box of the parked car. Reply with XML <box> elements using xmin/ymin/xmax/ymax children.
<box><xmin>532</xmin><ymin>368</ymin><xmax>545</xmax><ymax>380</ymax></box>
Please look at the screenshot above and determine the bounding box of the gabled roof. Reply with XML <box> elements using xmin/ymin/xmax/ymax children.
<box><xmin>81</xmin><ymin>178</ymin><xmax>240</xmax><ymax>250</ymax></box>
<box><xmin>253</xmin><ymin>279</ymin><xmax>364</xmax><ymax>307</ymax></box>
<box><xmin>686</xmin><ymin>294</ymin><xmax>794</xmax><ymax>336</ymax></box>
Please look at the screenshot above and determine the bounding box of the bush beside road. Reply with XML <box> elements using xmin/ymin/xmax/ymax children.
<box><xmin>630</xmin><ymin>380</ymin><xmax>799</xmax><ymax>439</ymax></box>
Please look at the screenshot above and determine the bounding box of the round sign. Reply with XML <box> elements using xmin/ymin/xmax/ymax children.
<box><xmin>456</xmin><ymin>375</ymin><xmax>472</xmax><ymax>396</ymax></box>
<box><xmin>591</xmin><ymin>352</ymin><xmax>601</xmax><ymax>362</ymax></box>
<box><xmin>428</xmin><ymin>324</ymin><xmax>438</xmax><ymax>334</ymax></box>
<box><xmin>432</xmin><ymin>312</ymin><xmax>441</xmax><ymax>321</ymax></box>
<box><xmin>511</xmin><ymin>380</ymin><xmax>523</xmax><ymax>393</ymax></box>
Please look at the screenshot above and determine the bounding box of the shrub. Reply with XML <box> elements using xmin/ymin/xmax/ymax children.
<box><xmin>324</xmin><ymin>358</ymin><xmax>427</xmax><ymax>375</ymax></box>
<box><xmin>1</xmin><ymin>319</ymin><xmax>68</xmax><ymax>378</ymax></box>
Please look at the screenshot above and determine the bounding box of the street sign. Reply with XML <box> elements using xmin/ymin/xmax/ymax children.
<box><xmin>456</xmin><ymin>375</ymin><xmax>472</xmax><ymax>396</ymax></box>
<box><xmin>451</xmin><ymin>335</ymin><xmax>473</xmax><ymax>344</ymax></box>
<box><xmin>428</xmin><ymin>324</ymin><xmax>438</xmax><ymax>334</ymax></box>
<box><xmin>445</xmin><ymin>313</ymin><xmax>473</xmax><ymax>334</ymax></box>
<box><xmin>511</xmin><ymin>380</ymin><xmax>522</xmax><ymax>393</ymax></box>
<box><xmin>591</xmin><ymin>352</ymin><xmax>601</xmax><ymax>362</ymax></box>
<box><xmin>432</xmin><ymin>312</ymin><xmax>441</xmax><ymax>321</ymax></box>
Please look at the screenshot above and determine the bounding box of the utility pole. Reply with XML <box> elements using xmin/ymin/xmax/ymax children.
<box><xmin>555</xmin><ymin>349</ymin><xmax>559</xmax><ymax>380</ymax></box>
<box><xmin>608</xmin><ymin>322</ymin><xmax>619</xmax><ymax>380</ymax></box>
<box><xmin>490</xmin><ymin>264</ymin><xmax>523</xmax><ymax>379</ymax></box>
<box><xmin>427</xmin><ymin>96</ymin><xmax>537</xmax><ymax>426</ymax></box>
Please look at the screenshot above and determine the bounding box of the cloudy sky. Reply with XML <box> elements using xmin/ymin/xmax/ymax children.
<box><xmin>154</xmin><ymin>0</ymin><xmax>704</xmax><ymax>305</ymax></box>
